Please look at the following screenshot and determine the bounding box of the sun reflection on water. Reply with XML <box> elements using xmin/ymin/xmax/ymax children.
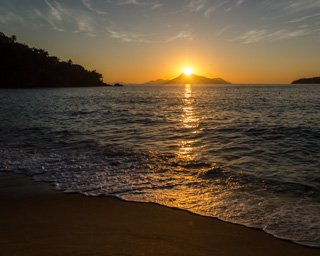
<box><xmin>179</xmin><ymin>84</ymin><xmax>200</xmax><ymax>160</ymax></box>
<box><xmin>182</xmin><ymin>84</ymin><xmax>199</xmax><ymax>129</ymax></box>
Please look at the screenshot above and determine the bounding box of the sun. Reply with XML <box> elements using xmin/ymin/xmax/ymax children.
<box><xmin>182</xmin><ymin>67</ymin><xmax>194</xmax><ymax>76</ymax></box>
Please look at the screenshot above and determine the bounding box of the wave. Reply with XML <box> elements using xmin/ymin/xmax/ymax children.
<box><xmin>1</xmin><ymin>146</ymin><xmax>320</xmax><ymax>247</ymax></box>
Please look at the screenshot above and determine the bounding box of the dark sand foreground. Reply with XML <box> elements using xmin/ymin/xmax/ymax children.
<box><xmin>1</xmin><ymin>172</ymin><xmax>319</xmax><ymax>256</ymax></box>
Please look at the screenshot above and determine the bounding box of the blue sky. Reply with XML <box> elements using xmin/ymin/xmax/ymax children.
<box><xmin>1</xmin><ymin>0</ymin><xmax>320</xmax><ymax>83</ymax></box>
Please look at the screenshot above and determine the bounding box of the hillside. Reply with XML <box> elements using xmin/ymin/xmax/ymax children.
<box><xmin>145</xmin><ymin>73</ymin><xmax>230</xmax><ymax>85</ymax></box>
<box><xmin>292</xmin><ymin>77</ymin><xmax>320</xmax><ymax>84</ymax></box>
<box><xmin>0</xmin><ymin>32</ymin><xmax>109</xmax><ymax>88</ymax></box>
<box><xmin>144</xmin><ymin>78</ymin><xmax>169</xmax><ymax>84</ymax></box>
<box><xmin>165</xmin><ymin>73</ymin><xmax>230</xmax><ymax>84</ymax></box>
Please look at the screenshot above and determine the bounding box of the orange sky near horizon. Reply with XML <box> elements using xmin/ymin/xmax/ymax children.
<box><xmin>99</xmin><ymin>40</ymin><xmax>319</xmax><ymax>84</ymax></box>
<box><xmin>1</xmin><ymin>1</ymin><xmax>319</xmax><ymax>84</ymax></box>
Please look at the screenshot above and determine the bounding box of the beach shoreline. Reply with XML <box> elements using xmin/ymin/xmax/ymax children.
<box><xmin>1</xmin><ymin>172</ymin><xmax>320</xmax><ymax>256</ymax></box>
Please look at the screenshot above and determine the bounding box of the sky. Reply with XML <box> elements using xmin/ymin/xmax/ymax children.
<box><xmin>1</xmin><ymin>0</ymin><xmax>320</xmax><ymax>84</ymax></box>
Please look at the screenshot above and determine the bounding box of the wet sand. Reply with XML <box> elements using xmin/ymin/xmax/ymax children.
<box><xmin>1</xmin><ymin>172</ymin><xmax>319</xmax><ymax>256</ymax></box>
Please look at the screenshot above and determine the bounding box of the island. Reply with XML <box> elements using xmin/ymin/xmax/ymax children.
<box><xmin>144</xmin><ymin>78</ymin><xmax>170</xmax><ymax>84</ymax></box>
<box><xmin>145</xmin><ymin>73</ymin><xmax>231</xmax><ymax>85</ymax></box>
<box><xmin>0</xmin><ymin>32</ymin><xmax>110</xmax><ymax>88</ymax></box>
<box><xmin>292</xmin><ymin>76</ymin><xmax>320</xmax><ymax>84</ymax></box>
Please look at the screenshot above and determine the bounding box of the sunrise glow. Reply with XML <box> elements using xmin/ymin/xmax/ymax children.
<box><xmin>2</xmin><ymin>1</ymin><xmax>320</xmax><ymax>83</ymax></box>
<box><xmin>182</xmin><ymin>67</ymin><xmax>194</xmax><ymax>76</ymax></box>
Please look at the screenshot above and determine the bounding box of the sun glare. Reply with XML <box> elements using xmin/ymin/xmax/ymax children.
<box><xmin>182</xmin><ymin>67</ymin><xmax>194</xmax><ymax>76</ymax></box>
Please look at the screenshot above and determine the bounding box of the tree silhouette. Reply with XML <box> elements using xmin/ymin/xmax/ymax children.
<box><xmin>0</xmin><ymin>32</ymin><xmax>110</xmax><ymax>88</ymax></box>
<box><xmin>10</xmin><ymin>35</ymin><xmax>16</xmax><ymax>43</ymax></box>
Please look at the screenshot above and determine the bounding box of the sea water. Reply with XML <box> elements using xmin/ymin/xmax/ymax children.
<box><xmin>0</xmin><ymin>84</ymin><xmax>320</xmax><ymax>247</ymax></box>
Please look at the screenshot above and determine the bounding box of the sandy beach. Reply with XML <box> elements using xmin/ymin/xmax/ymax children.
<box><xmin>1</xmin><ymin>172</ymin><xmax>319</xmax><ymax>256</ymax></box>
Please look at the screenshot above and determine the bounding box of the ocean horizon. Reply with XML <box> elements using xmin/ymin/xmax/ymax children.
<box><xmin>1</xmin><ymin>83</ymin><xmax>320</xmax><ymax>247</ymax></box>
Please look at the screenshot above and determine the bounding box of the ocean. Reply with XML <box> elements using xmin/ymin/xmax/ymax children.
<box><xmin>0</xmin><ymin>84</ymin><xmax>320</xmax><ymax>247</ymax></box>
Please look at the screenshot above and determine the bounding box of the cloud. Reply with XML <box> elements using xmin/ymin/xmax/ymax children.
<box><xmin>107</xmin><ymin>27</ymin><xmax>150</xmax><ymax>43</ymax></box>
<box><xmin>233</xmin><ymin>27</ymin><xmax>311</xmax><ymax>44</ymax></box>
<box><xmin>261</xmin><ymin>0</ymin><xmax>320</xmax><ymax>23</ymax></box>
<box><xmin>271</xmin><ymin>29</ymin><xmax>310</xmax><ymax>40</ymax></box>
<box><xmin>204</xmin><ymin>6</ymin><xmax>217</xmax><ymax>17</ymax></box>
<box><xmin>214</xmin><ymin>26</ymin><xmax>231</xmax><ymax>37</ymax></box>
<box><xmin>228</xmin><ymin>1</ymin><xmax>319</xmax><ymax>44</ymax></box>
<box><xmin>188</xmin><ymin>0</ymin><xmax>207</xmax><ymax>13</ymax></box>
<box><xmin>233</xmin><ymin>29</ymin><xmax>267</xmax><ymax>44</ymax></box>
<box><xmin>282</xmin><ymin>1</ymin><xmax>320</xmax><ymax>15</ymax></box>
<box><xmin>82</xmin><ymin>0</ymin><xmax>108</xmax><ymax>15</ymax></box>
<box><xmin>110</xmin><ymin>0</ymin><xmax>161</xmax><ymax>10</ymax></box>
<box><xmin>151</xmin><ymin>2</ymin><xmax>162</xmax><ymax>10</ymax></box>
<box><xmin>45</xmin><ymin>0</ymin><xmax>64</xmax><ymax>22</ymax></box>
<box><xmin>39</xmin><ymin>0</ymin><xmax>99</xmax><ymax>36</ymax></box>
<box><xmin>225</xmin><ymin>0</ymin><xmax>246</xmax><ymax>12</ymax></box>
<box><xmin>34</xmin><ymin>0</ymin><xmax>66</xmax><ymax>31</ymax></box>
<box><xmin>73</xmin><ymin>18</ymin><xmax>95</xmax><ymax>36</ymax></box>
<box><xmin>236</xmin><ymin>0</ymin><xmax>245</xmax><ymax>7</ymax></box>
<box><xmin>117</xmin><ymin>0</ymin><xmax>143</xmax><ymax>5</ymax></box>
<box><xmin>288</xmin><ymin>13</ymin><xmax>320</xmax><ymax>23</ymax></box>
<box><xmin>166</xmin><ymin>30</ymin><xmax>194</xmax><ymax>43</ymax></box>
<box><xmin>0</xmin><ymin>11</ymin><xmax>24</xmax><ymax>24</ymax></box>
<box><xmin>28</xmin><ymin>0</ymin><xmax>159</xmax><ymax>40</ymax></box>
<box><xmin>204</xmin><ymin>0</ymin><xmax>245</xmax><ymax>17</ymax></box>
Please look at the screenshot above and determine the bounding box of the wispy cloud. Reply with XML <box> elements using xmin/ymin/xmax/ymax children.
<box><xmin>202</xmin><ymin>0</ymin><xmax>245</xmax><ymax>17</ymax></box>
<box><xmin>260</xmin><ymin>0</ymin><xmax>320</xmax><ymax>23</ymax></box>
<box><xmin>117</xmin><ymin>0</ymin><xmax>143</xmax><ymax>6</ymax></box>
<box><xmin>167</xmin><ymin>0</ymin><xmax>246</xmax><ymax>17</ymax></box>
<box><xmin>204</xmin><ymin>1</ymin><xmax>226</xmax><ymax>17</ymax></box>
<box><xmin>282</xmin><ymin>0</ymin><xmax>320</xmax><ymax>15</ymax></box>
<box><xmin>230</xmin><ymin>1</ymin><xmax>320</xmax><ymax>44</ymax></box>
<box><xmin>73</xmin><ymin>18</ymin><xmax>96</xmax><ymax>36</ymax></box>
<box><xmin>233</xmin><ymin>27</ymin><xmax>311</xmax><ymax>44</ymax></box>
<box><xmin>0</xmin><ymin>11</ymin><xmax>24</xmax><ymax>24</ymax></box>
<box><xmin>109</xmin><ymin>0</ymin><xmax>161</xmax><ymax>10</ymax></box>
<box><xmin>166</xmin><ymin>30</ymin><xmax>194</xmax><ymax>43</ymax></box>
<box><xmin>82</xmin><ymin>0</ymin><xmax>108</xmax><ymax>15</ymax></box>
<box><xmin>151</xmin><ymin>2</ymin><xmax>162</xmax><ymax>10</ymax></box>
<box><xmin>271</xmin><ymin>29</ymin><xmax>310</xmax><ymax>40</ymax></box>
<box><xmin>214</xmin><ymin>26</ymin><xmax>231</xmax><ymax>37</ymax></box>
<box><xmin>236</xmin><ymin>0</ymin><xmax>245</xmax><ymax>7</ymax></box>
<box><xmin>288</xmin><ymin>13</ymin><xmax>320</xmax><ymax>23</ymax></box>
<box><xmin>188</xmin><ymin>0</ymin><xmax>207</xmax><ymax>13</ymax></box>
<box><xmin>39</xmin><ymin>0</ymin><xmax>98</xmax><ymax>36</ymax></box>
<box><xmin>45</xmin><ymin>0</ymin><xmax>64</xmax><ymax>22</ymax></box>
<box><xmin>35</xmin><ymin>0</ymin><xmax>66</xmax><ymax>31</ymax></box>
<box><xmin>107</xmin><ymin>27</ymin><xmax>150</xmax><ymax>43</ymax></box>
<box><xmin>233</xmin><ymin>29</ymin><xmax>267</xmax><ymax>44</ymax></box>
<box><xmin>225</xmin><ymin>0</ymin><xmax>246</xmax><ymax>12</ymax></box>
<box><xmin>32</xmin><ymin>0</ymin><xmax>158</xmax><ymax>41</ymax></box>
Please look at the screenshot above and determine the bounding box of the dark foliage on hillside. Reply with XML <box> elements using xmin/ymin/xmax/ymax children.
<box><xmin>0</xmin><ymin>32</ymin><xmax>109</xmax><ymax>88</ymax></box>
<box><xmin>292</xmin><ymin>77</ymin><xmax>320</xmax><ymax>84</ymax></box>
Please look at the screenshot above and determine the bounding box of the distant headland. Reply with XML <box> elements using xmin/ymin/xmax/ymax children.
<box><xmin>292</xmin><ymin>76</ymin><xmax>320</xmax><ymax>84</ymax></box>
<box><xmin>0</xmin><ymin>32</ymin><xmax>110</xmax><ymax>88</ymax></box>
<box><xmin>145</xmin><ymin>73</ymin><xmax>231</xmax><ymax>85</ymax></box>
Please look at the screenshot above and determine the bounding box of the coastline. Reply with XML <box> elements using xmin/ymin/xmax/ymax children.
<box><xmin>1</xmin><ymin>172</ymin><xmax>320</xmax><ymax>256</ymax></box>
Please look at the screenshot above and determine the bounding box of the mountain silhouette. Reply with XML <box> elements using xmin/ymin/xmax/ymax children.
<box><xmin>144</xmin><ymin>78</ymin><xmax>169</xmax><ymax>84</ymax></box>
<box><xmin>145</xmin><ymin>73</ymin><xmax>230</xmax><ymax>84</ymax></box>
<box><xmin>292</xmin><ymin>76</ymin><xmax>320</xmax><ymax>84</ymax></box>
